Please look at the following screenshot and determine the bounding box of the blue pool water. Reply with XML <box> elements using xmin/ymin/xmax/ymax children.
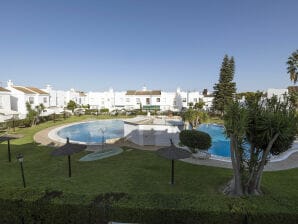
<box><xmin>58</xmin><ymin>121</ymin><xmax>231</xmax><ymax>157</ymax></box>
<box><xmin>58</xmin><ymin>120</ymin><xmax>124</xmax><ymax>143</ymax></box>
<box><xmin>197</xmin><ymin>124</ymin><xmax>231</xmax><ymax>158</ymax></box>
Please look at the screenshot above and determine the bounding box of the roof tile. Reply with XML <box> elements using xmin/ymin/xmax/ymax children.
<box><xmin>0</xmin><ymin>87</ymin><xmax>10</xmax><ymax>92</ymax></box>
<box><xmin>26</xmin><ymin>87</ymin><xmax>48</xmax><ymax>94</ymax></box>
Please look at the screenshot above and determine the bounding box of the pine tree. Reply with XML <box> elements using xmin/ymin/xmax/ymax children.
<box><xmin>212</xmin><ymin>55</ymin><xmax>236</xmax><ymax>115</ymax></box>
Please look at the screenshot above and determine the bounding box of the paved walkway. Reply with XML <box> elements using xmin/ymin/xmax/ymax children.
<box><xmin>181</xmin><ymin>151</ymin><xmax>298</xmax><ymax>171</ymax></box>
<box><xmin>34</xmin><ymin>123</ymin><xmax>298</xmax><ymax>172</ymax></box>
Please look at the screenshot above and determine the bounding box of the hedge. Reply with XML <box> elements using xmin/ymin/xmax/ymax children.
<box><xmin>0</xmin><ymin>190</ymin><xmax>297</xmax><ymax>224</ymax></box>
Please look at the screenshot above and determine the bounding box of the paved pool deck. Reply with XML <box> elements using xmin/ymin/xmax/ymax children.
<box><xmin>34</xmin><ymin>123</ymin><xmax>298</xmax><ymax>172</ymax></box>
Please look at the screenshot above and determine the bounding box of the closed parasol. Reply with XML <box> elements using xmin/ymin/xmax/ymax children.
<box><xmin>156</xmin><ymin>139</ymin><xmax>191</xmax><ymax>185</ymax></box>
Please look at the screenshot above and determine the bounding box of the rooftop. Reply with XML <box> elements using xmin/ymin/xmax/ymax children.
<box><xmin>26</xmin><ymin>87</ymin><xmax>48</xmax><ymax>94</ymax></box>
<box><xmin>13</xmin><ymin>86</ymin><xmax>36</xmax><ymax>94</ymax></box>
<box><xmin>0</xmin><ymin>87</ymin><xmax>10</xmax><ymax>92</ymax></box>
<box><xmin>12</xmin><ymin>86</ymin><xmax>49</xmax><ymax>94</ymax></box>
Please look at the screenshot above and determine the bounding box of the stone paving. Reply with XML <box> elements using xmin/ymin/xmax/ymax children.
<box><xmin>34</xmin><ymin>123</ymin><xmax>298</xmax><ymax>172</ymax></box>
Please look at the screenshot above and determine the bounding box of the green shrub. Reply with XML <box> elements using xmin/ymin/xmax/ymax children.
<box><xmin>100</xmin><ymin>108</ymin><xmax>109</xmax><ymax>113</ymax></box>
<box><xmin>85</xmin><ymin>109</ymin><xmax>98</xmax><ymax>115</ymax></box>
<box><xmin>179</xmin><ymin>130</ymin><xmax>211</xmax><ymax>153</ymax></box>
<box><xmin>67</xmin><ymin>100</ymin><xmax>77</xmax><ymax>112</ymax></box>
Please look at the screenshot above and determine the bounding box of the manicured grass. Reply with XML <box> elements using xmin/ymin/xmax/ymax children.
<box><xmin>0</xmin><ymin>115</ymin><xmax>231</xmax><ymax>195</ymax></box>
<box><xmin>1</xmin><ymin>115</ymin><xmax>298</xmax><ymax>220</ymax></box>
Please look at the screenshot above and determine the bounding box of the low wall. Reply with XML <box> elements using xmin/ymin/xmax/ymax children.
<box><xmin>124</xmin><ymin>121</ymin><xmax>181</xmax><ymax>146</ymax></box>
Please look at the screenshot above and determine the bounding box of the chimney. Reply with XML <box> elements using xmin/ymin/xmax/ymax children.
<box><xmin>46</xmin><ymin>84</ymin><xmax>52</xmax><ymax>91</ymax></box>
<box><xmin>7</xmin><ymin>80</ymin><xmax>13</xmax><ymax>88</ymax></box>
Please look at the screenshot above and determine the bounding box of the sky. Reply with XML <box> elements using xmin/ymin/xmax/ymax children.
<box><xmin>0</xmin><ymin>0</ymin><xmax>297</xmax><ymax>92</ymax></box>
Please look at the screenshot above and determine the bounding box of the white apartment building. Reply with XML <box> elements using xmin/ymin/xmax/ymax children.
<box><xmin>43</xmin><ymin>85</ymin><xmax>68</xmax><ymax>107</ymax></box>
<box><xmin>0</xmin><ymin>87</ymin><xmax>11</xmax><ymax>114</ymax></box>
<box><xmin>267</xmin><ymin>88</ymin><xmax>288</xmax><ymax>101</ymax></box>
<box><xmin>114</xmin><ymin>87</ymin><xmax>206</xmax><ymax>112</ymax></box>
<box><xmin>87</xmin><ymin>88</ymin><xmax>115</xmax><ymax>110</ymax></box>
<box><xmin>6</xmin><ymin>80</ymin><xmax>50</xmax><ymax>118</ymax></box>
<box><xmin>2</xmin><ymin>79</ymin><xmax>292</xmax><ymax>119</ymax></box>
<box><xmin>66</xmin><ymin>88</ymin><xmax>87</xmax><ymax>106</ymax></box>
<box><xmin>43</xmin><ymin>85</ymin><xmax>87</xmax><ymax>108</ymax></box>
<box><xmin>42</xmin><ymin>85</ymin><xmax>213</xmax><ymax>112</ymax></box>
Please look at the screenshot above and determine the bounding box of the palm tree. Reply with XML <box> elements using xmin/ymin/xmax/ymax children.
<box><xmin>181</xmin><ymin>109</ymin><xmax>197</xmax><ymax>129</ymax></box>
<box><xmin>287</xmin><ymin>50</ymin><xmax>298</xmax><ymax>84</ymax></box>
<box><xmin>181</xmin><ymin>109</ymin><xmax>208</xmax><ymax>129</ymax></box>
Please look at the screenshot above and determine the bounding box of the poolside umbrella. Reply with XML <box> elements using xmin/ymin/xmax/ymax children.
<box><xmin>51</xmin><ymin>137</ymin><xmax>86</xmax><ymax>177</ymax></box>
<box><xmin>156</xmin><ymin>139</ymin><xmax>191</xmax><ymax>185</ymax></box>
<box><xmin>0</xmin><ymin>134</ymin><xmax>23</xmax><ymax>162</ymax></box>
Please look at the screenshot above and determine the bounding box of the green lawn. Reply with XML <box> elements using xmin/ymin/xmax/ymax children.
<box><xmin>0</xmin><ymin>115</ymin><xmax>231</xmax><ymax>196</ymax></box>
<box><xmin>1</xmin><ymin>115</ymin><xmax>298</xmax><ymax>222</ymax></box>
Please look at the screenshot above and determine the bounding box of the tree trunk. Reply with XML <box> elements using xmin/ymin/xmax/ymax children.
<box><xmin>233</xmin><ymin>136</ymin><xmax>243</xmax><ymax>195</ymax></box>
<box><xmin>247</xmin><ymin>133</ymin><xmax>279</xmax><ymax>195</ymax></box>
<box><xmin>224</xmin><ymin>134</ymin><xmax>243</xmax><ymax>196</ymax></box>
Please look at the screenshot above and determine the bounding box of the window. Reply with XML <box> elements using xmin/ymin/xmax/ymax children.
<box><xmin>136</xmin><ymin>98</ymin><xmax>140</xmax><ymax>103</ymax></box>
<box><xmin>29</xmin><ymin>97</ymin><xmax>34</xmax><ymax>104</ymax></box>
<box><xmin>126</xmin><ymin>98</ymin><xmax>130</xmax><ymax>102</ymax></box>
<box><xmin>43</xmin><ymin>97</ymin><xmax>47</xmax><ymax>103</ymax></box>
<box><xmin>0</xmin><ymin>96</ymin><xmax>3</xmax><ymax>108</ymax></box>
<box><xmin>182</xmin><ymin>98</ymin><xmax>187</xmax><ymax>102</ymax></box>
<box><xmin>193</xmin><ymin>98</ymin><xmax>197</xmax><ymax>102</ymax></box>
<box><xmin>174</xmin><ymin>100</ymin><xmax>176</xmax><ymax>105</ymax></box>
<box><xmin>146</xmin><ymin>98</ymin><xmax>150</xmax><ymax>105</ymax></box>
<box><xmin>156</xmin><ymin>98</ymin><xmax>160</xmax><ymax>102</ymax></box>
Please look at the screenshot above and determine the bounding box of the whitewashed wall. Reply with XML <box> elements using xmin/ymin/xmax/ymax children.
<box><xmin>267</xmin><ymin>88</ymin><xmax>288</xmax><ymax>101</ymax></box>
<box><xmin>124</xmin><ymin>122</ymin><xmax>181</xmax><ymax>146</ymax></box>
<box><xmin>0</xmin><ymin>92</ymin><xmax>11</xmax><ymax>111</ymax></box>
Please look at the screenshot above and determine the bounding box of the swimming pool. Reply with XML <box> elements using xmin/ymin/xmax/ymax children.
<box><xmin>197</xmin><ymin>124</ymin><xmax>231</xmax><ymax>158</ymax></box>
<box><xmin>57</xmin><ymin>120</ymin><xmax>124</xmax><ymax>144</ymax></box>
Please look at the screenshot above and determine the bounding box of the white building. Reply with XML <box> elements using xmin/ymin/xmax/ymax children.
<box><xmin>42</xmin><ymin>85</ymin><xmax>88</xmax><ymax>108</ymax></box>
<box><xmin>202</xmin><ymin>95</ymin><xmax>214</xmax><ymax>110</ymax></box>
<box><xmin>6</xmin><ymin>80</ymin><xmax>50</xmax><ymax>118</ymax></box>
<box><xmin>66</xmin><ymin>88</ymin><xmax>87</xmax><ymax>106</ymax></box>
<box><xmin>267</xmin><ymin>88</ymin><xmax>288</xmax><ymax>101</ymax></box>
<box><xmin>123</xmin><ymin>87</ymin><xmax>163</xmax><ymax>111</ymax></box>
<box><xmin>43</xmin><ymin>85</ymin><xmax>67</xmax><ymax>108</ymax></box>
<box><xmin>124</xmin><ymin>116</ymin><xmax>184</xmax><ymax>146</ymax></box>
<box><xmin>117</xmin><ymin>87</ymin><xmax>207</xmax><ymax>112</ymax></box>
<box><xmin>0</xmin><ymin>87</ymin><xmax>11</xmax><ymax>113</ymax></box>
<box><xmin>3</xmin><ymin>81</ymin><xmax>214</xmax><ymax>116</ymax></box>
<box><xmin>87</xmin><ymin>88</ymin><xmax>115</xmax><ymax>110</ymax></box>
<box><xmin>0</xmin><ymin>87</ymin><xmax>14</xmax><ymax>122</ymax></box>
<box><xmin>43</xmin><ymin>85</ymin><xmax>212</xmax><ymax>112</ymax></box>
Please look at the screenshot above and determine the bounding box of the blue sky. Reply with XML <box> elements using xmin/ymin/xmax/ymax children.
<box><xmin>0</xmin><ymin>0</ymin><xmax>297</xmax><ymax>92</ymax></box>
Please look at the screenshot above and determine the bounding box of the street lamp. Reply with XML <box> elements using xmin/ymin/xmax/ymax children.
<box><xmin>16</xmin><ymin>153</ymin><xmax>26</xmax><ymax>188</ymax></box>
<box><xmin>99</xmin><ymin>128</ymin><xmax>105</xmax><ymax>151</ymax></box>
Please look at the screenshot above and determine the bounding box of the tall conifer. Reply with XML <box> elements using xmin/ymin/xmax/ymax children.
<box><xmin>212</xmin><ymin>55</ymin><xmax>236</xmax><ymax>115</ymax></box>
